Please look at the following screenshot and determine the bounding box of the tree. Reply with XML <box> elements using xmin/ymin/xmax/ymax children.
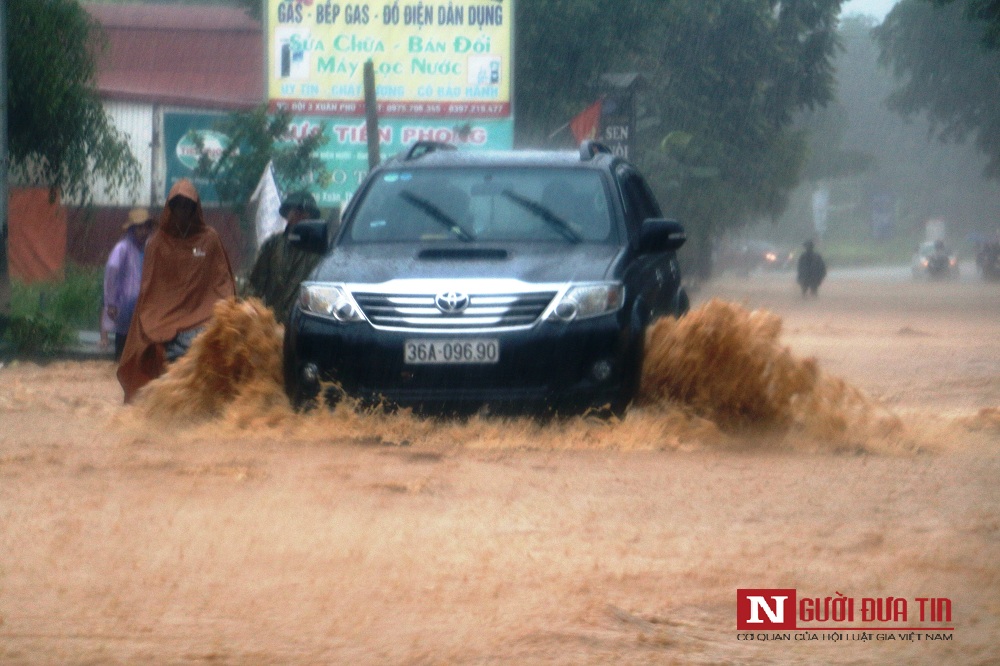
<box><xmin>515</xmin><ymin>1</ymin><xmax>845</xmax><ymax>278</ymax></box>
<box><xmin>514</xmin><ymin>0</ymin><xmax>646</xmax><ymax>147</ymax></box>
<box><xmin>192</xmin><ymin>105</ymin><xmax>330</xmax><ymax>266</ymax></box>
<box><xmin>875</xmin><ymin>0</ymin><xmax>1000</xmax><ymax>178</ymax></box>
<box><xmin>7</xmin><ymin>0</ymin><xmax>139</xmax><ymax>200</ymax></box>
<box><xmin>774</xmin><ymin>13</ymin><xmax>1000</xmax><ymax>249</ymax></box>
<box><xmin>636</xmin><ymin>0</ymin><xmax>844</xmax><ymax>277</ymax></box>
<box><xmin>932</xmin><ymin>0</ymin><xmax>1000</xmax><ymax>48</ymax></box>
<box><xmin>3</xmin><ymin>0</ymin><xmax>140</xmax><ymax>327</ymax></box>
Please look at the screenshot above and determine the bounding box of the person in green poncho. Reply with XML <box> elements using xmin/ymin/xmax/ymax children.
<box><xmin>247</xmin><ymin>191</ymin><xmax>324</xmax><ymax>325</ymax></box>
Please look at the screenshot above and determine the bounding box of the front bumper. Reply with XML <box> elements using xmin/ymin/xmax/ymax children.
<box><xmin>284</xmin><ymin>308</ymin><xmax>639</xmax><ymax>412</ymax></box>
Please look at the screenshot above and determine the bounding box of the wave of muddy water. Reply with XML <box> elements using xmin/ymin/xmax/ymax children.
<box><xmin>130</xmin><ymin>297</ymin><xmax>936</xmax><ymax>454</ymax></box>
<box><xmin>2</xmin><ymin>274</ymin><xmax>999</xmax><ymax>665</ymax></box>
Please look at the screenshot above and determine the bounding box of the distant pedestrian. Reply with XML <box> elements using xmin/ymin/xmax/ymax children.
<box><xmin>247</xmin><ymin>190</ymin><xmax>323</xmax><ymax>325</ymax></box>
<box><xmin>117</xmin><ymin>179</ymin><xmax>236</xmax><ymax>403</ymax></box>
<box><xmin>797</xmin><ymin>240</ymin><xmax>827</xmax><ymax>297</ymax></box>
<box><xmin>101</xmin><ymin>208</ymin><xmax>155</xmax><ymax>360</ymax></box>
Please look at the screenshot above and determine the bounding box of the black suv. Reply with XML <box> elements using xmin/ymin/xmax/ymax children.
<box><xmin>284</xmin><ymin>141</ymin><xmax>688</xmax><ymax>414</ymax></box>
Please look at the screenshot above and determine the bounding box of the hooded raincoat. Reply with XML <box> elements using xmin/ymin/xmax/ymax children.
<box><xmin>117</xmin><ymin>180</ymin><xmax>236</xmax><ymax>403</ymax></box>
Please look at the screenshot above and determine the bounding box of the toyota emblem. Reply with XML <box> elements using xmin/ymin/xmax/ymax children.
<box><xmin>435</xmin><ymin>291</ymin><xmax>470</xmax><ymax>314</ymax></box>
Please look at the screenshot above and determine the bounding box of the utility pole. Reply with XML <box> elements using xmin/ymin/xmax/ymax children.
<box><xmin>363</xmin><ymin>60</ymin><xmax>380</xmax><ymax>170</ymax></box>
<box><xmin>0</xmin><ymin>0</ymin><xmax>10</xmax><ymax>334</ymax></box>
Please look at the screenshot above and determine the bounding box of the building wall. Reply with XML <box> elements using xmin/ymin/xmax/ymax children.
<box><xmin>69</xmin><ymin>102</ymin><xmax>250</xmax><ymax>272</ymax></box>
<box><xmin>90</xmin><ymin>101</ymin><xmax>235</xmax><ymax>208</ymax></box>
<box><xmin>67</xmin><ymin>206</ymin><xmax>246</xmax><ymax>272</ymax></box>
<box><xmin>88</xmin><ymin>101</ymin><xmax>156</xmax><ymax>208</ymax></box>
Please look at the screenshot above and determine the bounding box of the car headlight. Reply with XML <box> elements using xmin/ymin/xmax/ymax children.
<box><xmin>547</xmin><ymin>283</ymin><xmax>624</xmax><ymax>322</ymax></box>
<box><xmin>299</xmin><ymin>283</ymin><xmax>365</xmax><ymax>323</ymax></box>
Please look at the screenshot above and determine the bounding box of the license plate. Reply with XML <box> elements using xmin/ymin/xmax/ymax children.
<box><xmin>404</xmin><ymin>339</ymin><xmax>499</xmax><ymax>364</ymax></box>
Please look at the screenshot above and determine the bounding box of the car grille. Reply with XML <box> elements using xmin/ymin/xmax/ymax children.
<box><xmin>351</xmin><ymin>289</ymin><xmax>558</xmax><ymax>330</ymax></box>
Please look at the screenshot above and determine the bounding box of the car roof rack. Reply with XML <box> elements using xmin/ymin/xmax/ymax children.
<box><xmin>579</xmin><ymin>140</ymin><xmax>613</xmax><ymax>161</ymax></box>
<box><xmin>404</xmin><ymin>140</ymin><xmax>458</xmax><ymax>161</ymax></box>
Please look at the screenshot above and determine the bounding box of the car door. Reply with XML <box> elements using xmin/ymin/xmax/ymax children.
<box><xmin>616</xmin><ymin>166</ymin><xmax>675</xmax><ymax>320</ymax></box>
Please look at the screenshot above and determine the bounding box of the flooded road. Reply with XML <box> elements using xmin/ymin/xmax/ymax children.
<box><xmin>1</xmin><ymin>271</ymin><xmax>998</xmax><ymax>664</ymax></box>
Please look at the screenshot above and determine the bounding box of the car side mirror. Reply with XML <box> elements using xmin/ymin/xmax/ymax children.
<box><xmin>288</xmin><ymin>218</ymin><xmax>334</xmax><ymax>255</ymax></box>
<box><xmin>639</xmin><ymin>218</ymin><xmax>686</xmax><ymax>253</ymax></box>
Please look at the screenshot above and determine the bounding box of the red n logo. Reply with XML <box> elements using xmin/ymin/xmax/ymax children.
<box><xmin>737</xmin><ymin>589</ymin><xmax>797</xmax><ymax>630</ymax></box>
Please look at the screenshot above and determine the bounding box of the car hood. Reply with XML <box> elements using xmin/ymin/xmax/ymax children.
<box><xmin>310</xmin><ymin>242</ymin><xmax>626</xmax><ymax>284</ymax></box>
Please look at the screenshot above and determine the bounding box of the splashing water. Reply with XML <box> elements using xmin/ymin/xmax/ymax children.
<box><xmin>959</xmin><ymin>407</ymin><xmax>1000</xmax><ymax>432</ymax></box>
<box><xmin>640</xmin><ymin>299</ymin><xmax>910</xmax><ymax>451</ymax></box>
<box><xmin>138</xmin><ymin>298</ymin><xmax>289</xmax><ymax>424</ymax></box>
<box><xmin>136</xmin><ymin>297</ymin><xmax>915</xmax><ymax>452</ymax></box>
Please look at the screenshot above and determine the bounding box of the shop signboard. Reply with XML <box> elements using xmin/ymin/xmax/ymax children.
<box><xmin>266</xmin><ymin>0</ymin><xmax>515</xmax><ymax>204</ymax></box>
<box><xmin>163</xmin><ymin>112</ymin><xmax>231</xmax><ymax>204</ymax></box>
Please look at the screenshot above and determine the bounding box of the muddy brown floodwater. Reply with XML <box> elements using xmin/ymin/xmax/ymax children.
<box><xmin>1</xmin><ymin>272</ymin><xmax>999</xmax><ymax>665</ymax></box>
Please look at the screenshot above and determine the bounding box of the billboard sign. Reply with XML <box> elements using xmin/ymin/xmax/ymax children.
<box><xmin>267</xmin><ymin>0</ymin><xmax>512</xmax><ymax>118</ymax></box>
<box><xmin>163</xmin><ymin>112</ymin><xmax>231</xmax><ymax>204</ymax></box>
<box><xmin>266</xmin><ymin>0</ymin><xmax>515</xmax><ymax>205</ymax></box>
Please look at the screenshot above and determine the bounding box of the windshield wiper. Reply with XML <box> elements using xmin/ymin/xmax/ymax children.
<box><xmin>501</xmin><ymin>189</ymin><xmax>582</xmax><ymax>243</ymax></box>
<box><xmin>399</xmin><ymin>190</ymin><xmax>475</xmax><ymax>242</ymax></box>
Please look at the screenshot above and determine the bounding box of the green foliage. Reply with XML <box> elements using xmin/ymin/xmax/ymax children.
<box><xmin>191</xmin><ymin>106</ymin><xmax>330</xmax><ymax>224</ymax></box>
<box><xmin>515</xmin><ymin>1</ymin><xmax>845</xmax><ymax>278</ymax></box>
<box><xmin>641</xmin><ymin>1</ymin><xmax>843</xmax><ymax>276</ymax></box>
<box><xmin>794</xmin><ymin>16</ymin><xmax>878</xmax><ymax>185</ymax></box>
<box><xmin>932</xmin><ymin>0</ymin><xmax>1000</xmax><ymax>48</ymax></box>
<box><xmin>876</xmin><ymin>0</ymin><xmax>1000</xmax><ymax>178</ymax></box>
<box><xmin>4</xmin><ymin>313</ymin><xmax>75</xmax><ymax>355</ymax></box>
<box><xmin>514</xmin><ymin>0</ymin><xmax>646</xmax><ymax>147</ymax></box>
<box><xmin>7</xmin><ymin>0</ymin><xmax>140</xmax><ymax>201</ymax></box>
<box><xmin>10</xmin><ymin>265</ymin><xmax>104</xmax><ymax>329</ymax></box>
<box><xmin>782</xmin><ymin>13</ymin><xmax>1000</xmax><ymax>248</ymax></box>
<box><xmin>3</xmin><ymin>266</ymin><xmax>104</xmax><ymax>355</ymax></box>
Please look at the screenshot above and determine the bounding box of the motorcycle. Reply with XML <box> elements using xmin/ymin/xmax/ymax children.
<box><xmin>926</xmin><ymin>251</ymin><xmax>953</xmax><ymax>278</ymax></box>
<box><xmin>913</xmin><ymin>240</ymin><xmax>958</xmax><ymax>280</ymax></box>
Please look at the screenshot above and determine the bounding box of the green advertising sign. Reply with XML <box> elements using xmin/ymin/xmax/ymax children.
<box><xmin>163</xmin><ymin>112</ymin><xmax>231</xmax><ymax>204</ymax></box>
<box><xmin>298</xmin><ymin>115</ymin><xmax>514</xmax><ymax>206</ymax></box>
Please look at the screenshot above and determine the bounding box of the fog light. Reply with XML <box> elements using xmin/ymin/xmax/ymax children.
<box><xmin>301</xmin><ymin>363</ymin><xmax>319</xmax><ymax>385</ymax></box>
<box><xmin>591</xmin><ymin>359</ymin><xmax>613</xmax><ymax>383</ymax></box>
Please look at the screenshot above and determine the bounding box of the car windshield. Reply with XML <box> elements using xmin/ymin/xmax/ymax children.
<box><xmin>346</xmin><ymin>167</ymin><xmax>617</xmax><ymax>244</ymax></box>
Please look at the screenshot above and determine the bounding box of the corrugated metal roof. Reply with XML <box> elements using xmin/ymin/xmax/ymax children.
<box><xmin>85</xmin><ymin>3</ymin><xmax>264</xmax><ymax>110</ymax></box>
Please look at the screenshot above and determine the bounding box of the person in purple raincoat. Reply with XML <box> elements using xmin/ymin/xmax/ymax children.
<box><xmin>102</xmin><ymin>208</ymin><xmax>155</xmax><ymax>360</ymax></box>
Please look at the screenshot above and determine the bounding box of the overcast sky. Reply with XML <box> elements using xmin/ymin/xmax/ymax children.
<box><xmin>841</xmin><ymin>0</ymin><xmax>900</xmax><ymax>21</ymax></box>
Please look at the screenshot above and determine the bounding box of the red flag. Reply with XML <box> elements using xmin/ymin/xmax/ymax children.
<box><xmin>569</xmin><ymin>99</ymin><xmax>603</xmax><ymax>143</ymax></box>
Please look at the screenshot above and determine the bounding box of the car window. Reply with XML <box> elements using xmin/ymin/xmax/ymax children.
<box><xmin>347</xmin><ymin>168</ymin><xmax>617</xmax><ymax>244</ymax></box>
<box><xmin>616</xmin><ymin>167</ymin><xmax>663</xmax><ymax>233</ymax></box>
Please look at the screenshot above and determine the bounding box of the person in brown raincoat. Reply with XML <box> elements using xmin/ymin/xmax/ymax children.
<box><xmin>117</xmin><ymin>179</ymin><xmax>236</xmax><ymax>403</ymax></box>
